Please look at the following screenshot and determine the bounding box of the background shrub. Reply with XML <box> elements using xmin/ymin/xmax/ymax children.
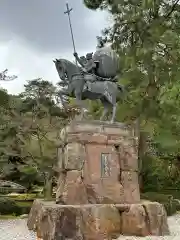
<box><xmin>0</xmin><ymin>197</ymin><xmax>21</xmax><ymax>215</ymax></box>
<box><xmin>0</xmin><ymin>195</ymin><xmax>33</xmax><ymax>216</ymax></box>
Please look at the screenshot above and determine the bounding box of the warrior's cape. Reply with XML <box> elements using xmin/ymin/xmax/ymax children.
<box><xmin>93</xmin><ymin>45</ymin><xmax>119</xmax><ymax>78</ymax></box>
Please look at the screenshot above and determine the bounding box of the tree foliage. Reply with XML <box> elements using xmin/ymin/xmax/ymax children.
<box><xmin>0</xmin><ymin>69</ymin><xmax>17</xmax><ymax>81</ymax></box>
<box><xmin>0</xmin><ymin>78</ymin><xmax>78</xmax><ymax>198</ymax></box>
<box><xmin>84</xmin><ymin>0</ymin><xmax>180</xmax><ymax>191</ymax></box>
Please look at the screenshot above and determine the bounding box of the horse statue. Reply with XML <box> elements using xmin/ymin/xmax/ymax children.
<box><xmin>53</xmin><ymin>46</ymin><xmax>124</xmax><ymax>123</ymax></box>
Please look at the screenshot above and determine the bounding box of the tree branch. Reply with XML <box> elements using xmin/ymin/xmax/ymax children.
<box><xmin>0</xmin><ymin>69</ymin><xmax>17</xmax><ymax>81</ymax></box>
<box><xmin>165</xmin><ymin>0</ymin><xmax>180</xmax><ymax>18</ymax></box>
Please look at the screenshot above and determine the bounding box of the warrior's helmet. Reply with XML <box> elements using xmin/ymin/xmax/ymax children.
<box><xmin>80</xmin><ymin>56</ymin><xmax>86</xmax><ymax>64</ymax></box>
<box><xmin>86</xmin><ymin>52</ymin><xmax>93</xmax><ymax>60</ymax></box>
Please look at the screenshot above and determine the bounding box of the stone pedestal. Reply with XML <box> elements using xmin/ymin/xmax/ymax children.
<box><xmin>27</xmin><ymin>200</ymin><xmax>169</xmax><ymax>240</ymax></box>
<box><xmin>27</xmin><ymin>120</ymin><xmax>170</xmax><ymax>239</ymax></box>
<box><xmin>56</xmin><ymin>120</ymin><xmax>140</xmax><ymax>204</ymax></box>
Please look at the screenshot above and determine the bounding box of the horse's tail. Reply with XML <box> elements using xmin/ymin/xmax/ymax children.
<box><xmin>117</xmin><ymin>83</ymin><xmax>127</xmax><ymax>102</ymax></box>
<box><xmin>117</xmin><ymin>83</ymin><xmax>124</xmax><ymax>93</ymax></box>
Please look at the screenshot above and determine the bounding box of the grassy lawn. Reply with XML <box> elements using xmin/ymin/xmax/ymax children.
<box><xmin>0</xmin><ymin>215</ymin><xmax>21</xmax><ymax>220</ymax></box>
<box><xmin>15</xmin><ymin>200</ymin><xmax>33</xmax><ymax>207</ymax></box>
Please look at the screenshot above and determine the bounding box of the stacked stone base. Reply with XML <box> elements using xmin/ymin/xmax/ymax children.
<box><xmin>28</xmin><ymin>121</ymin><xmax>170</xmax><ymax>239</ymax></box>
<box><xmin>27</xmin><ymin>199</ymin><xmax>169</xmax><ymax>240</ymax></box>
<box><xmin>56</xmin><ymin>120</ymin><xmax>140</xmax><ymax>205</ymax></box>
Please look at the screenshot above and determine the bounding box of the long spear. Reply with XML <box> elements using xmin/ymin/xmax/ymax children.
<box><xmin>64</xmin><ymin>2</ymin><xmax>77</xmax><ymax>65</ymax></box>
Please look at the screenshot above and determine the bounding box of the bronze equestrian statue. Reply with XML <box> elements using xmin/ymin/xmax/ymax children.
<box><xmin>53</xmin><ymin>45</ymin><xmax>124</xmax><ymax>123</ymax></box>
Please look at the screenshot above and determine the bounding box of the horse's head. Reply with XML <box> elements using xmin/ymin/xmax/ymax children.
<box><xmin>53</xmin><ymin>58</ymin><xmax>81</xmax><ymax>82</ymax></box>
<box><xmin>53</xmin><ymin>58</ymin><xmax>66</xmax><ymax>81</ymax></box>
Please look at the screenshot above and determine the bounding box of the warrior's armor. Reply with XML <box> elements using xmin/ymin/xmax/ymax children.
<box><xmin>74</xmin><ymin>52</ymin><xmax>98</xmax><ymax>75</ymax></box>
<box><xmin>73</xmin><ymin>45</ymin><xmax>119</xmax><ymax>81</ymax></box>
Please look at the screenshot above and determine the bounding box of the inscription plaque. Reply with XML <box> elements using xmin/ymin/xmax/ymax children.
<box><xmin>101</xmin><ymin>153</ymin><xmax>111</xmax><ymax>177</ymax></box>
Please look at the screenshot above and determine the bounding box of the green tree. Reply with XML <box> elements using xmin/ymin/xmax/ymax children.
<box><xmin>18</xmin><ymin>78</ymin><xmax>70</xmax><ymax>199</ymax></box>
<box><xmin>0</xmin><ymin>79</ymin><xmax>71</xmax><ymax>197</ymax></box>
<box><xmin>0</xmin><ymin>69</ymin><xmax>17</xmax><ymax>81</ymax></box>
<box><xmin>84</xmin><ymin>0</ymin><xmax>180</xmax><ymax>190</ymax></box>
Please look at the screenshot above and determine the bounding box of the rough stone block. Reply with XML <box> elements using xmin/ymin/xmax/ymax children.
<box><xmin>79</xmin><ymin>132</ymin><xmax>108</xmax><ymax>144</ymax></box>
<box><xmin>56</xmin><ymin>172</ymin><xmax>125</xmax><ymax>205</ymax></box>
<box><xmin>121</xmin><ymin>202</ymin><xmax>169</xmax><ymax>236</ymax></box>
<box><xmin>80</xmin><ymin>204</ymin><xmax>121</xmax><ymax>239</ymax></box>
<box><xmin>85</xmin><ymin>180</ymin><xmax>125</xmax><ymax>204</ymax></box>
<box><xmin>57</xmin><ymin>147</ymin><xmax>64</xmax><ymax>170</ymax></box>
<box><xmin>62</xmin><ymin>170</ymin><xmax>88</xmax><ymax>204</ymax></box>
<box><xmin>27</xmin><ymin>200</ymin><xmax>169</xmax><ymax>240</ymax></box>
<box><xmin>103</xmin><ymin>126</ymin><xmax>130</xmax><ymax>136</ymax></box>
<box><xmin>121</xmin><ymin>204</ymin><xmax>149</xmax><ymax>236</ymax></box>
<box><xmin>143</xmin><ymin>201</ymin><xmax>170</xmax><ymax>235</ymax></box>
<box><xmin>119</xmin><ymin>146</ymin><xmax>138</xmax><ymax>171</ymax></box>
<box><xmin>64</xmin><ymin>143</ymin><xmax>85</xmax><ymax>170</ymax></box>
<box><xmin>27</xmin><ymin>200</ymin><xmax>123</xmax><ymax>240</ymax></box>
<box><xmin>56</xmin><ymin>171</ymin><xmax>66</xmax><ymax>203</ymax></box>
<box><xmin>121</xmin><ymin>171</ymin><xmax>140</xmax><ymax>203</ymax></box>
<box><xmin>66</xmin><ymin>121</ymin><xmax>103</xmax><ymax>134</ymax></box>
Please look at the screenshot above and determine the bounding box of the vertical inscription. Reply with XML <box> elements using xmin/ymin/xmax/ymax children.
<box><xmin>101</xmin><ymin>153</ymin><xmax>111</xmax><ymax>177</ymax></box>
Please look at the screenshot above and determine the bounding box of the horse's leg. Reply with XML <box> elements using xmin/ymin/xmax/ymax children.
<box><xmin>103</xmin><ymin>82</ymin><xmax>117</xmax><ymax>123</ymax></box>
<box><xmin>100</xmin><ymin>100</ymin><xmax>110</xmax><ymax>121</ymax></box>
<box><xmin>110</xmin><ymin>103</ymin><xmax>117</xmax><ymax>123</ymax></box>
<box><xmin>74</xmin><ymin>91</ymin><xmax>85</xmax><ymax>120</ymax></box>
<box><xmin>110</xmin><ymin>83</ymin><xmax>120</xmax><ymax>123</ymax></box>
<box><xmin>74</xmin><ymin>88</ymin><xmax>87</xmax><ymax>120</ymax></box>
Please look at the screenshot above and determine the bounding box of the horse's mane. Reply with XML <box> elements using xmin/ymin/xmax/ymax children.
<box><xmin>59</xmin><ymin>58</ymin><xmax>75</xmax><ymax>66</ymax></box>
<box><xmin>56</xmin><ymin>58</ymin><xmax>80</xmax><ymax>77</ymax></box>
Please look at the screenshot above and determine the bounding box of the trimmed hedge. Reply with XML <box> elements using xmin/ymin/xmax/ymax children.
<box><xmin>0</xmin><ymin>197</ymin><xmax>33</xmax><ymax>216</ymax></box>
<box><xmin>6</xmin><ymin>193</ymin><xmax>37</xmax><ymax>201</ymax></box>
<box><xmin>161</xmin><ymin>189</ymin><xmax>180</xmax><ymax>200</ymax></box>
<box><xmin>141</xmin><ymin>192</ymin><xmax>180</xmax><ymax>216</ymax></box>
<box><xmin>0</xmin><ymin>197</ymin><xmax>21</xmax><ymax>215</ymax></box>
<box><xmin>15</xmin><ymin>201</ymin><xmax>32</xmax><ymax>215</ymax></box>
<box><xmin>173</xmin><ymin>199</ymin><xmax>180</xmax><ymax>211</ymax></box>
<box><xmin>0</xmin><ymin>187</ymin><xmax>25</xmax><ymax>194</ymax></box>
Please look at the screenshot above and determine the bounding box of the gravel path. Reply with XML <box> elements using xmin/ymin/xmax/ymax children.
<box><xmin>0</xmin><ymin>219</ymin><xmax>35</xmax><ymax>240</ymax></box>
<box><xmin>0</xmin><ymin>214</ymin><xmax>180</xmax><ymax>240</ymax></box>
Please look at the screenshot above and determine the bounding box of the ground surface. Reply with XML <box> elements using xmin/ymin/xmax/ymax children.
<box><xmin>0</xmin><ymin>219</ymin><xmax>35</xmax><ymax>240</ymax></box>
<box><xmin>0</xmin><ymin>214</ymin><xmax>179</xmax><ymax>240</ymax></box>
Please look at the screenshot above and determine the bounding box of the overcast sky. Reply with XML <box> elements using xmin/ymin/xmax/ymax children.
<box><xmin>0</xmin><ymin>0</ymin><xmax>108</xmax><ymax>94</ymax></box>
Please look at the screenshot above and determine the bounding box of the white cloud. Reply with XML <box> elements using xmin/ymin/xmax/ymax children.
<box><xmin>0</xmin><ymin>37</ymin><xmax>81</xmax><ymax>95</ymax></box>
<box><xmin>0</xmin><ymin>11</ymin><xmax>108</xmax><ymax>95</ymax></box>
<box><xmin>0</xmin><ymin>36</ymin><xmax>66</xmax><ymax>94</ymax></box>
<box><xmin>85</xmin><ymin>9</ymin><xmax>109</xmax><ymax>32</ymax></box>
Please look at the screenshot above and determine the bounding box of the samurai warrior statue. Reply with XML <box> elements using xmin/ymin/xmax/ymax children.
<box><xmin>73</xmin><ymin>45</ymin><xmax>119</xmax><ymax>82</ymax></box>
